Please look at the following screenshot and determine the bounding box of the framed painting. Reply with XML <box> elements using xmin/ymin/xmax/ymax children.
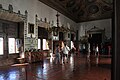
<box><xmin>53</xmin><ymin>27</ymin><xmax>58</xmax><ymax>36</ymax></box>
<box><xmin>28</xmin><ymin>23</ymin><xmax>34</xmax><ymax>34</ymax></box>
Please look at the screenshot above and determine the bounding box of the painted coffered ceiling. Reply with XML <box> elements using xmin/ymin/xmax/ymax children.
<box><xmin>38</xmin><ymin>0</ymin><xmax>113</xmax><ymax>23</ymax></box>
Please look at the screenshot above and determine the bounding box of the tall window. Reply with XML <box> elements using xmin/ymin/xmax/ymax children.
<box><xmin>43</xmin><ymin>39</ymin><xmax>49</xmax><ymax>50</ymax></box>
<box><xmin>16</xmin><ymin>39</ymin><xmax>20</xmax><ymax>53</ymax></box>
<box><xmin>9</xmin><ymin>38</ymin><xmax>15</xmax><ymax>54</ymax></box>
<box><xmin>38</xmin><ymin>39</ymin><xmax>41</xmax><ymax>49</ymax></box>
<box><xmin>0</xmin><ymin>38</ymin><xmax>3</xmax><ymax>55</ymax></box>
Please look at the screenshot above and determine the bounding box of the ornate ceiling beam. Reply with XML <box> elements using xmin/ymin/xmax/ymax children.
<box><xmin>38</xmin><ymin>0</ymin><xmax>113</xmax><ymax>23</ymax></box>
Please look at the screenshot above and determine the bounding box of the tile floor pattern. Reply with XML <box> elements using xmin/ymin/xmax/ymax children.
<box><xmin>0</xmin><ymin>54</ymin><xmax>111</xmax><ymax>80</ymax></box>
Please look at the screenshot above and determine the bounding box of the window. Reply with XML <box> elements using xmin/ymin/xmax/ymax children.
<box><xmin>38</xmin><ymin>39</ymin><xmax>41</xmax><ymax>49</ymax></box>
<box><xmin>16</xmin><ymin>39</ymin><xmax>21</xmax><ymax>53</ymax></box>
<box><xmin>43</xmin><ymin>39</ymin><xmax>49</xmax><ymax>50</ymax></box>
<box><xmin>9</xmin><ymin>38</ymin><xmax>15</xmax><ymax>54</ymax></box>
<box><xmin>0</xmin><ymin>38</ymin><xmax>3</xmax><ymax>55</ymax></box>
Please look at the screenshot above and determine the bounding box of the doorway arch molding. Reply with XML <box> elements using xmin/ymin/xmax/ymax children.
<box><xmin>87</xmin><ymin>26</ymin><xmax>105</xmax><ymax>43</ymax></box>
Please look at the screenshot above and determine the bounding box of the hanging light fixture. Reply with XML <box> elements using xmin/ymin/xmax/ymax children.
<box><xmin>53</xmin><ymin>12</ymin><xmax>60</xmax><ymax>36</ymax></box>
<box><xmin>56</xmin><ymin>12</ymin><xmax>60</xmax><ymax>27</ymax></box>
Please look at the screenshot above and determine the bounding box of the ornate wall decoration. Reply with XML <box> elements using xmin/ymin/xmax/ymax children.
<box><xmin>87</xmin><ymin>26</ymin><xmax>105</xmax><ymax>43</ymax></box>
<box><xmin>88</xmin><ymin>4</ymin><xmax>99</xmax><ymax>14</ymax></box>
<box><xmin>102</xmin><ymin>0</ymin><xmax>113</xmax><ymax>5</ymax></box>
<box><xmin>86</xmin><ymin>0</ymin><xmax>97</xmax><ymax>3</ymax></box>
<box><xmin>39</xmin><ymin>0</ymin><xmax>113</xmax><ymax>22</ymax></box>
<box><xmin>8</xmin><ymin>4</ymin><xmax>13</xmax><ymax>12</ymax></box>
<box><xmin>102</xmin><ymin>5</ymin><xmax>112</xmax><ymax>12</ymax></box>
<box><xmin>72</xmin><ymin>6</ymin><xmax>80</xmax><ymax>13</ymax></box>
<box><xmin>66</xmin><ymin>0</ymin><xmax>75</xmax><ymax>8</ymax></box>
<box><xmin>78</xmin><ymin>10</ymin><xmax>85</xmax><ymax>17</ymax></box>
<box><xmin>28</xmin><ymin>23</ymin><xmax>34</xmax><ymax>34</ymax></box>
<box><xmin>59</xmin><ymin>0</ymin><xmax>65</xmax><ymax>1</ymax></box>
<box><xmin>100</xmin><ymin>1</ymin><xmax>113</xmax><ymax>15</ymax></box>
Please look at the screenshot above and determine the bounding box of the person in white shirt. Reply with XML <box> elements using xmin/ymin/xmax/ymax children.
<box><xmin>95</xmin><ymin>44</ymin><xmax>99</xmax><ymax>56</ymax></box>
<box><xmin>62</xmin><ymin>43</ymin><xmax>70</xmax><ymax>63</ymax></box>
<box><xmin>19</xmin><ymin>44</ymin><xmax>24</xmax><ymax>58</ymax></box>
<box><xmin>87</xmin><ymin>43</ymin><xmax>91</xmax><ymax>62</ymax></box>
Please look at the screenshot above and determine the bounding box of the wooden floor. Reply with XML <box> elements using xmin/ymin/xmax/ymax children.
<box><xmin>0</xmin><ymin>53</ymin><xmax>111</xmax><ymax>80</ymax></box>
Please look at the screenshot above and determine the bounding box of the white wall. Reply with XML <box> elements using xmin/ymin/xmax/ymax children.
<box><xmin>0</xmin><ymin>0</ymin><xmax>77</xmax><ymax>29</ymax></box>
<box><xmin>77</xmin><ymin>19</ymin><xmax>112</xmax><ymax>40</ymax></box>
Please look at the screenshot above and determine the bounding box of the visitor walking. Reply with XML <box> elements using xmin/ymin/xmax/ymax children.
<box><xmin>54</xmin><ymin>45</ymin><xmax>61</xmax><ymax>64</ymax></box>
<box><xmin>62</xmin><ymin>43</ymin><xmax>70</xmax><ymax>63</ymax></box>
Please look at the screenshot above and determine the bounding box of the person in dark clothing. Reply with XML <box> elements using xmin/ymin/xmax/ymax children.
<box><xmin>54</xmin><ymin>45</ymin><xmax>61</xmax><ymax>64</ymax></box>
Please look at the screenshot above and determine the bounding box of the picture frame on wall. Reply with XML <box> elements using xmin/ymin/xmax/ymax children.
<box><xmin>68</xmin><ymin>33</ymin><xmax>70</xmax><ymax>38</ymax></box>
<box><xmin>28</xmin><ymin>23</ymin><xmax>34</xmax><ymax>34</ymax></box>
<box><xmin>53</xmin><ymin>27</ymin><xmax>58</xmax><ymax>36</ymax></box>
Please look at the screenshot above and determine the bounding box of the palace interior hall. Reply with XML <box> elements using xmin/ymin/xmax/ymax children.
<box><xmin>0</xmin><ymin>0</ymin><xmax>120</xmax><ymax>80</ymax></box>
